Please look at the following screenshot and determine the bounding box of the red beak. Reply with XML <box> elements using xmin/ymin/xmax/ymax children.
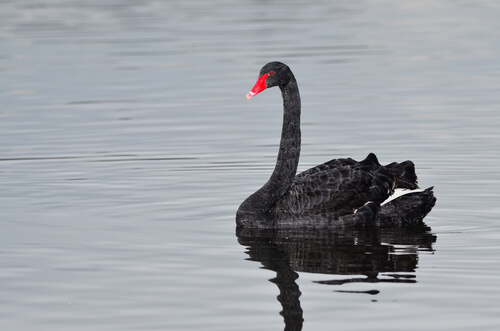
<box><xmin>246</xmin><ymin>73</ymin><xmax>269</xmax><ymax>100</ymax></box>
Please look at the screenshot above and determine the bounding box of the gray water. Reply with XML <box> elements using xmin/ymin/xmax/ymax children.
<box><xmin>1</xmin><ymin>1</ymin><xmax>500</xmax><ymax>330</ymax></box>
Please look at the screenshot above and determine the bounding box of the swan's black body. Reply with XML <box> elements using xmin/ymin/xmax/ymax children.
<box><xmin>236</xmin><ymin>62</ymin><xmax>435</xmax><ymax>229</ymax></box>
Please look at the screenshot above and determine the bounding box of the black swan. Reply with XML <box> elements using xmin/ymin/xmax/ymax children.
<box><xmin>236</xmin><ymin>62</ymin><xmax>435</xmax><ymax>230</ymax></box>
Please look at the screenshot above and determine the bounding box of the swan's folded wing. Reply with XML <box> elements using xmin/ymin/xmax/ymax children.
<box><xmin>275</xmin><ymin>154</ymin><xmax>394</xmax><ymax>217</ymax></box>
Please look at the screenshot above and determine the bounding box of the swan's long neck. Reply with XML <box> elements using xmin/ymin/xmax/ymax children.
<box><xmin>237</xmin><ymin>76</ymin><xmax>301</xmax><ymax>221</ymax></box>
<box><xmin>267</xmin><ymin>77</ymin><xmax>301</xmax><ymax>199</ymax></box>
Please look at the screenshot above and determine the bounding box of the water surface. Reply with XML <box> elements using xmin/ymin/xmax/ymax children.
<box><xmin>1</xmin><ymin>1</ymin><xmax>500</xmax><ymax>330</ymax></box>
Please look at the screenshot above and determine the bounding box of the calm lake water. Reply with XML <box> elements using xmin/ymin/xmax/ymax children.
<box><xmin>1</xmin><ymin>1</ymin><xmax>500</xmax><ymax>330</ymax></box>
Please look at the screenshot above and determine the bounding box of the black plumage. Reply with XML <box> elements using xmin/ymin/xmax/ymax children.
<box><xmin>236</xmin><ymin>62</ymin><xmax>435</xmax><ymax>229</ymax></box>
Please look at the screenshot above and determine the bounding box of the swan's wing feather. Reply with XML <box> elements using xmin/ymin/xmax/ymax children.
<box><xmin>384</xmin><ymin>160</ymin><xmax>419</xmax><ymax>189</ymax></box>
<box><xmin>275</xmin><ymin>154</ymin><xmax>394</xmax><ymax>216</ymax></box>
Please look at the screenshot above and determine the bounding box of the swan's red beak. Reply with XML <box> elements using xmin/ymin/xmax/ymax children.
<box><xmin>246</xmin><ymin>73</ymin><xmax>269</xmax><ymax>100</ymax></box>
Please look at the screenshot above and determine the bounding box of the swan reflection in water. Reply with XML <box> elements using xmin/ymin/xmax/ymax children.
<box><xmin>236</xmin><ymin>223</ymin><xmax>436</xmax><ymax>331</ymax></box>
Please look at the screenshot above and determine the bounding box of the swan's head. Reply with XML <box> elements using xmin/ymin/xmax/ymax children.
<box><xmin>246</xmin><ymin>62</ymin><xmax>292</xmax><ymax>100</ymax></box>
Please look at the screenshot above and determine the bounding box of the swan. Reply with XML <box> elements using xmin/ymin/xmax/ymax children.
<box><xmin>236</xmin><ymin>62</ymin><xmax>435</xmax><ymax>229</ymax></box>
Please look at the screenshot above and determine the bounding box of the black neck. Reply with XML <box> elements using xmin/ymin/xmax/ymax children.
<box><xmin>237</xmin><ymin>75</ymin><xmax>301</xmax><ymax>220</ymax></box>
<box><xmin>266</xmin><ymin>77</ymin><xmax>301</xmax><ymax>199</ymax></box>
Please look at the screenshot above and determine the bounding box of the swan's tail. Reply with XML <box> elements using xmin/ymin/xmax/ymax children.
<box><xmin>378</xmin><ymin>187</ymin><xmax>436</xmax><ymax>226</ymax></box>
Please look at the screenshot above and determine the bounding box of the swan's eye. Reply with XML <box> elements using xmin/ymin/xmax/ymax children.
<box><xmin>269</xmin><ymin>71</ymin><xmax>274</xmax><ymax>76</ymax></box>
